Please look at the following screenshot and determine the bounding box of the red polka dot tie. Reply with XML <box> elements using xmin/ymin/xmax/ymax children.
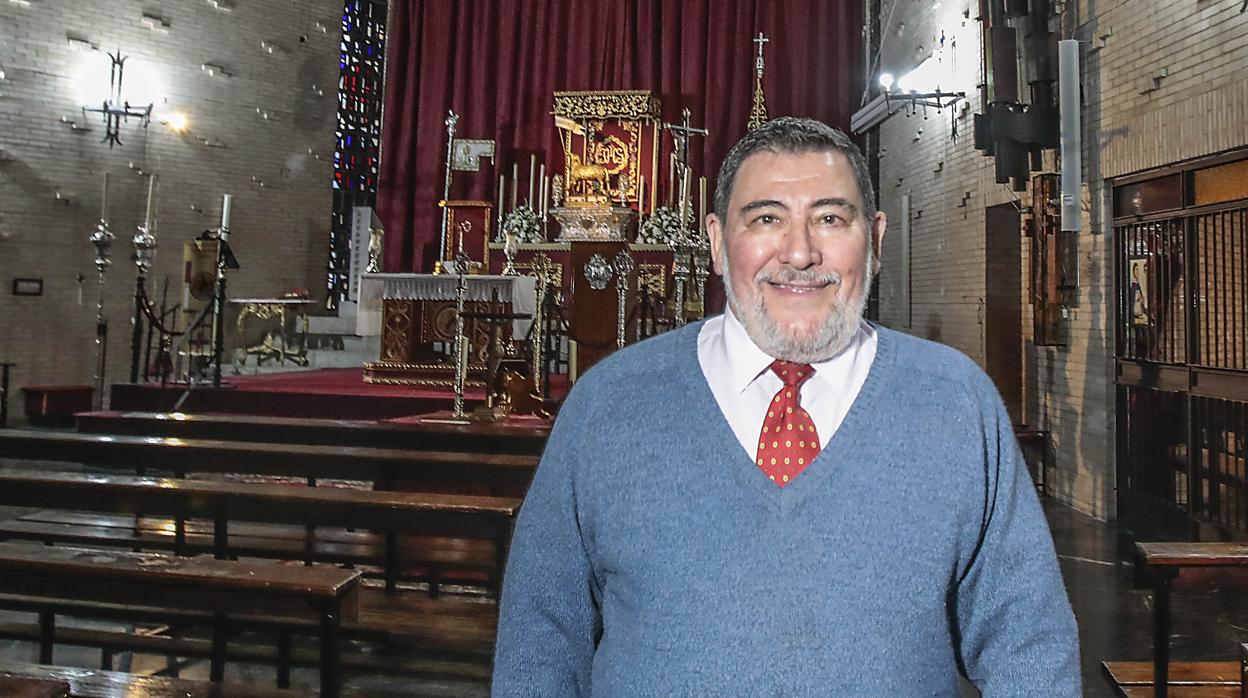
<box><xmin>755</xmin><ymin>360</ymin><xmax>820</xmax><ymax>488</ymax></box>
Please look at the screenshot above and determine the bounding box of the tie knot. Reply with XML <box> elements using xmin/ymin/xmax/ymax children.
<box><xmin>771</xmin><ymin>360</ymin><xmax>815</xmax><ymax>388</ymax></box>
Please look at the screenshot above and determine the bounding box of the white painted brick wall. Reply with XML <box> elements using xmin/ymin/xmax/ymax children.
<box><xmin>0</xmin><ymin>0</ymin><xmax>342</xmax><ymax>422</ymax></box>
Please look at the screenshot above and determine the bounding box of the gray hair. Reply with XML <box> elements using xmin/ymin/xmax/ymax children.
<box><xmin>712</xmin><ymin>117</ymin><xmax>876</xmax><ymax>225</ymax></box>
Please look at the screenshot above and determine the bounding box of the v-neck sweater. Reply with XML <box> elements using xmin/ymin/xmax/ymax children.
<box><xmin>493</xmin><ymin>319</ymin><xmax>1081</xmax><ymax>697</ymax></box>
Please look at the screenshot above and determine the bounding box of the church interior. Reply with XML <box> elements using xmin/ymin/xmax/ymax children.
<box><xmin>0</xmin><ymin>0</ymin><xmax>1246</xmax><ymax>695</ymax></box>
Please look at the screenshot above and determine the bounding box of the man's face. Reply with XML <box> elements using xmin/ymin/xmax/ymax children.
<box><xmin>707</xmin><ymin>149</ymin><xmax>886</xmax><ymax>363</ymax></box>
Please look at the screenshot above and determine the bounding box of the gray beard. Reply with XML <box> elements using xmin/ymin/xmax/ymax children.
<box><xmin>722</xmin><ymin>247</ymin><xmax>873</xmax><ymax>364</ymax></box>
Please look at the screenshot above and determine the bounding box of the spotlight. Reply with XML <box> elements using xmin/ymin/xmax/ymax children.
<box><xmin>163</xmin><ymin>111</ymin><xmax>189</xmax><ymax>132</ymax></box>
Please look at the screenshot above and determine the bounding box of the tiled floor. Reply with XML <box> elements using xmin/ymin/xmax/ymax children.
<box><xmin>2</xmin><ymin>498</ymin><xmax>1246</xmax><ymax>695</ymax></box>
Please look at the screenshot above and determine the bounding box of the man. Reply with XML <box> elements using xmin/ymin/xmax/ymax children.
<box><xmin>493</xmin><ymin>117</ymin><xmax>1080</xmax><ymax>695</ymax></box>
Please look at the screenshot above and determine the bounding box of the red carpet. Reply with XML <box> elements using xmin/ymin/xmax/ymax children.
<box><xmin>227</xmin><ymin>368</ymin><xmax>485</xmax><ymax>399</ymax></box>
<box><xmin>109</xmin><ymin>369</ymin><xmax>567</xmax><ymax>421</ymax></box>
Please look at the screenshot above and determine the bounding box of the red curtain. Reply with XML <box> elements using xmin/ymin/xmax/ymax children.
<box><xmin>377</xmin><ymin>0</ymin><xmax>863</xmax><ymax>280</ymax></box>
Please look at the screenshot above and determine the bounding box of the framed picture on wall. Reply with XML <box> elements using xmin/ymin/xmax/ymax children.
<box><xmin>1128</xmin><ymin>257</ymin><xmax>1150</xmax><ymax>326</ymax></box>
<box><xmin>11</xmin><ymin>278</ymin><xmax>43</xmax><ymax>297</ymax></box>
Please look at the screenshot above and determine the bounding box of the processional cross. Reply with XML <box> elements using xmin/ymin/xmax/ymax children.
<box><xmin>748</xmin><ymin>32</ymin><xmax>771</xmax><ymax>130</ymax></box>
<box><xmin>753</xmin><ymin>32</ymin><xmax>769</xmax><ymax>78</ymax></box>
<box><xmin>661</xmin><ymin>108</ymin><xmax>709</xmax><ymax>327</ymax></box>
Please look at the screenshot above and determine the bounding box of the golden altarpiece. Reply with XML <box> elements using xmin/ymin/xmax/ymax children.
<box><xmin>364</xmin><ymin>90</ymin><xmax>694</xmax><ymax>386</ymax></box>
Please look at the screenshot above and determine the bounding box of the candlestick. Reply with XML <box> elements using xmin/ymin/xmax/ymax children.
<box><xmin>511</xmin><ymin>162</ymin><xmax>518</xmax><ymax>211</ymax></box>
<box><xmin>143</xmin><ymin>174</ymin><xmax>158</xmax><ymax>228</ymax></box>
<box><xmin>541</xmin><ymin>174</ymin><xmax>549</xmax><ymax>218</ymax></box>
<box><xmin>668</xmin><ymin>162</ymin><xmax>674</xmax><ymax>208</ymax></box>
<box><xmin>101</xmin><ymin>172</ymin><xmax>110</xmax><ymax>222</ymax></box>
<box><xmin>699</xmin><ymin>176</ymin><xmax>707</xmax><ymax>233</ymax></box>
<box><xmin>538</xmin><ymin>163</ymin><xmax>545</xmax><ymax>210</ymax></box>
<box><xmin>220</xmin><ymin>193</ymin><xmax>232</xmax><ymax>231</ymax></box>
<box><xmin>638</xmin><ymin>175</ymin><xmax>645</xmax><ymax>215</ymax></box>
<box><xmin>528</xmin><ymin>154</ymin><xmax>536</xmax><ymax>207</ymax></box>
<box><xmin>497</xmin><ymin>175</ymin><xmax>505</xmax><ymax>233</ymax></box>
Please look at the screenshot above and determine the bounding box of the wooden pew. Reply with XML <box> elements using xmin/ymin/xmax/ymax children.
<box><xmin>0</xmin><ymin>590</ymin><xmax>497</xmax><ymax>679</ymax></box>
<box><xmin>1103</xmin><ymin>542</ymin><xmax>1248</xmax><ymax>697</ymax></box>
<box><xmin>0</xmin><ymin>671</ymin><xmax>68</xmax><ymax>698</ymax></box>
<box><xmin>0</xmin><ymin>470</ymin><xmax>520</xmax><ymax>595</ymax></box>
<box><xmin>1</xmin><ymin>661</ymin><xmax>303</xmax><ymax>697</ymax></box>
<box><xmin>0</xmin><ymin>541</ymin><xmax>359</xmax><ymax>698</ymax></box>
<box><xmin>0</xmin><ymin>429</ymin><xmax>539</xmax><ymax>495</ymax></box>
<box><xmin>76</xmin><ymin>410</ymin><xmax>550</xmax><ymax>455</ymax></box>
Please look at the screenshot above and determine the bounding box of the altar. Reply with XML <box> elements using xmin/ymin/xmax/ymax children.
<box><xmin>360</xmin><ymin>273</ymin><xmax>535</xmax><ymax>386</ymax></box>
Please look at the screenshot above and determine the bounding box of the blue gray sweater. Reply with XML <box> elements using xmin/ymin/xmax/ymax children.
<box><xmin>493</xmin><ymin>320</ymin><xmax>1081</xmax><ymax>696</ymax></box>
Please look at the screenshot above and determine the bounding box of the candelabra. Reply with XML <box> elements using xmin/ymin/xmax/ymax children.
<box><xmin>130</xmin><ymin>176</ymin><xmax>159</xmax><ymax>383</ymax></box>
<box><xmin>529</xmin><ymin>254</ymin><xmax>556</xmax><ymax>395</ymax></box>
<box><xmin>449</xmin><ymin>221</ymin><xmax>472</xmax><ymax>421</ymax></box>
<box><xmin>88</xmin><ymin>209</ymin><xmax>115</xmax><ymax>409</ymax></box>
<box><xmin>612</xmin><ymin>249</ymin><xmax>635</xmax><ymax>348</ymax></box>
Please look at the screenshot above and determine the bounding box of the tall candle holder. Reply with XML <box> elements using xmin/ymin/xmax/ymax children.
<box><xmin>449</xmin><ymin>220</ymin><xmax>472</xmax><ymax>421</ymax></box>
<box><xmin>130</xmin><ymin>175</ymin><xmax>158</xmax><ymax>383</ymax></box>
<box><xmin>612</xmin><ymin>249</ymin><xmax>635</xmax><ymax>348</ymax></box>
<box><xmin>88</xmin><ymin>180</ymin><xmax>115</xmax><ymax>408</ymax></box>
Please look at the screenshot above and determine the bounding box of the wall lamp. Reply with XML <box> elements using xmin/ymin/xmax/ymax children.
<box><xmin>80</xmin><ymin>50</ymin><xmax>153</xmax><ymax>148</ymax></box>
<box><xmin>851</xmin><ymin>62</ymin><xmax>966</xmax><ymax>134</ymax></box>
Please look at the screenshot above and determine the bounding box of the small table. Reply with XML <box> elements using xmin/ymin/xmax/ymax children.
<box><xmin>231</xmin><ymin>298</ymin><xmax>316</xmax><ymax>367</ymax></box>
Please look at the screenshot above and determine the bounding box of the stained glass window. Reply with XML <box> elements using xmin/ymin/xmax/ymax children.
<box><xmin>328</xmin><ymin>0</ymin><xmax>386</xmax><ymax>309</ymax></box>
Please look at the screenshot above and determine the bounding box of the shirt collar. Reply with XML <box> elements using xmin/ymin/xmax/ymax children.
<box><xmin>721</xmin><ymin>304</ymin><xmax>874</xmax><ymax>394</ymax></box>
<box><xmin>722</xmin><ymin>306</ymin><xmax>776</xmax><ymax>394</ymax></box>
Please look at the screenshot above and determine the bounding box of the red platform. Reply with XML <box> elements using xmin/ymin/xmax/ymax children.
<box><xmin>109</xmin><ymin>368</ymin><xmax>567</xmax><ymax>421</ymax></box>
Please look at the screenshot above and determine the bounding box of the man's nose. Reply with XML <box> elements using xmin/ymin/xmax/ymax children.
<box><xmin>777</xmin><ymin>222</ymin><xmax>821</xmax><ymax>270</ymax></box>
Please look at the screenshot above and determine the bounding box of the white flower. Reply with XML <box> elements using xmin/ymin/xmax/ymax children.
<box><xmin>637</xmin><ymin>206</ymin><xmax>686</xmax><ymax>245</ymax></box>
<box><xmin>498</xmin><ymin>205</ymin><xmax>544</xmax><ymax>243</ymax></box>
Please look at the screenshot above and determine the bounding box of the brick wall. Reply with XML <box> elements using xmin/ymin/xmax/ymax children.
<box><xmin>0</xmin><ymin>0</ymin><xmax>342</xmax><ymax>421</ymax></box>
<box><xmin>872</xmin><ymin>0</ymin><xmax>1248</xmax><ymax>518</ymax></box>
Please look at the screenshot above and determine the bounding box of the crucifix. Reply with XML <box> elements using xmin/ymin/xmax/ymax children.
<box><xmin>662</xmin><ymin>108</ymin><xmax>708</xmax><ymax>228</ymax></box>
<box><xmin>661</xmin><ymin>108</ymin><xmax>709</xmax><ymax>327</ymax></box>
<box><xmin>753</xmin><ymin>31</ymin><xmax>769</xmax><ymax>79</ymax></box>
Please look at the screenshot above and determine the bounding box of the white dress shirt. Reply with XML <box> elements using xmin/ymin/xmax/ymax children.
<box><xmin>697</xmin><ymin>307</ymin><xmax>878</xmax><ymax>459</ymax></box>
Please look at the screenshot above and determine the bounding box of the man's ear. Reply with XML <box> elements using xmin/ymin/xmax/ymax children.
<box><xmin>707</xmin><ymin>214</ymin><xmax>725</xmax><ymax>276</ymax></box>
<box><xmin>870</xmin><ymin>211</ymin><xmax>886</xmax><ymax>273</ymax></box>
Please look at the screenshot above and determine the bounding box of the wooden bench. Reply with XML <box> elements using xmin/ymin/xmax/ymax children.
<box><xmin>0</xmin><ymin>588</ymin><xmax>497</xmax><ymax>679</ymax></box>
<box><xmin>1</xmin><ymin>660</ymin><xmax>303</xmax><ymax>697</ymax></box>
<box><xmin>0</xmin><ymin>429</ymin><xmax>539</xmax><ymax>495</ymax></box>
<box><xmin>21</xmin><ymin>386</ymin><xmax>93</xmax><ymax>427</ymax></box>
<box><xmin>0</xmin><ymin>470</ymin><xmax>521</xmax><ymax>596</ymax></box>
<box><xmin>1103</xmin><ymin>543</ymin><xmax>1248</xmax><ymax>697</ymax></box>
<box><xmin>0</xmin><ymin>671</ymin><xmax>67</xmax><ymax>698</ymax></box>
<box><xmin>76</xmin><ymin>410</ymin><xmax>550</xmax><ymax>455</ymax></box>
<box><xmin>0</xmin><ymin>541</ymin><xmax>359</xmax><ymax>697</ymax></box>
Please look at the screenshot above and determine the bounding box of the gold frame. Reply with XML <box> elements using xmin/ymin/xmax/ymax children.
<box><xmin>553</xmin><ymin>91</ymin><xmax>661</xmax><ymax>206</ymax></box>
<box><xmin>637</xmin><ymin>263</ymin><xmax>667</xmax><ymax>299</ymax></box>
<box><xmin>443</xmin><ymin>200</ymin><xmax>494</xmax><ymax>268</ymax></box>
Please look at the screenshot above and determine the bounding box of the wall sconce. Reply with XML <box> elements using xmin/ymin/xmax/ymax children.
<box><xmin>79</xmin><ymin>50</ymin><xmax>155</xmax><ymax>148</ymax></box>
<box><xmin>161</xmin><ymin>111</ymin><xmax>190</xmax><ymax>132</ymax></box>
<box><xmin>851</xmin><ymin>62</ymin><xmax>966</xmax><ymax>134</ymax></box>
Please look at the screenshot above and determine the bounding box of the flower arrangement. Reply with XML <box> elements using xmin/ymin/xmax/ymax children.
<box><xmin>636</xmin><ymin>206</ymin><xmax>686</xmax><ymax>245</ymax></box>
<box><xmin>498</xmin><ymin>204</ymin><xmax>544</xmax><ymax>243</ymax></box>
